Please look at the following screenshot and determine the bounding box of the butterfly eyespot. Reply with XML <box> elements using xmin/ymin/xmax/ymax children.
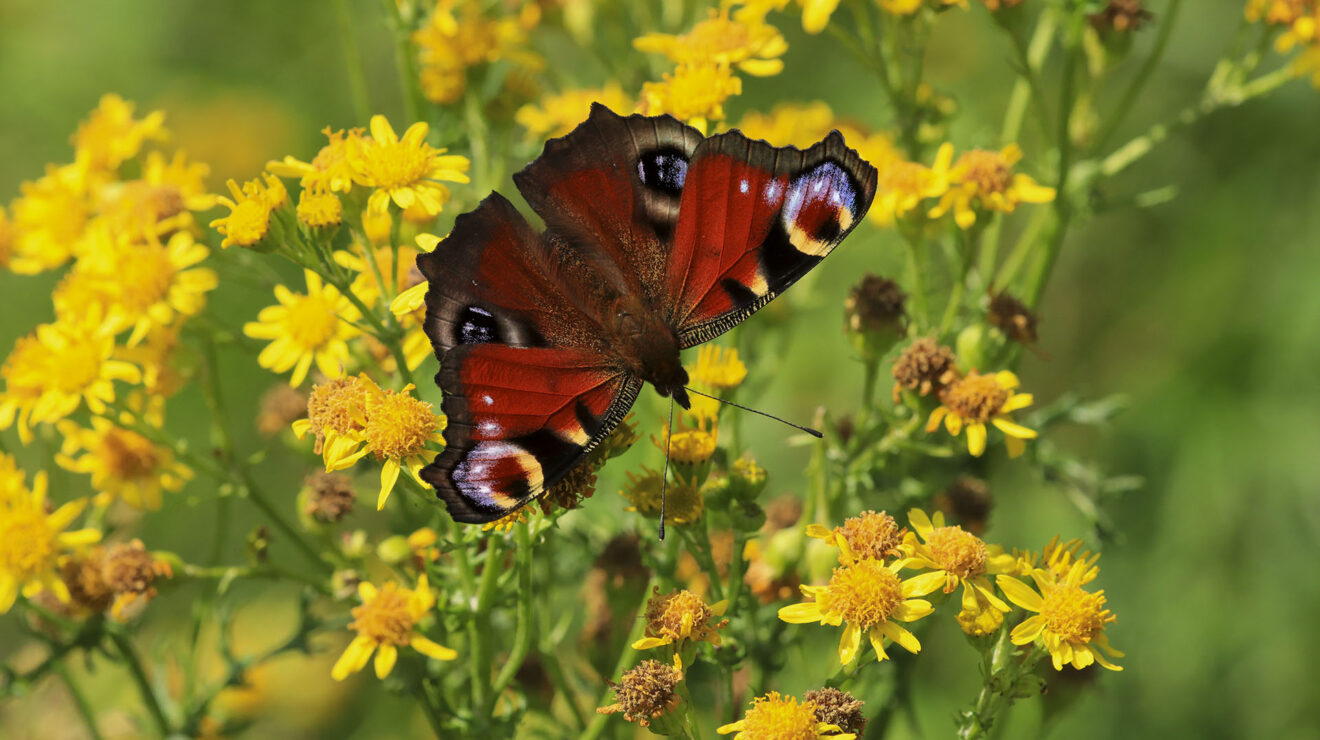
<box><xmin>458</xmin><ymin>305</ymin><xmax>501</xmax><ymax>344</ymax></box>
<box><xmin>637</xmin><ymin>148</ymin><xmax>688</xmax><ymax>196</ymax></box>
<box><xmin>781</xmin><ymin>161</ymin><xmax>859</xmax><ymax>258</ymax></box>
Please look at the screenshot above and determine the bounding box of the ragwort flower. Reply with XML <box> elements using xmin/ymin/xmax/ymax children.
<box><xmin>56</xmin><ymin>417</ymin><xmax>192</xmax><ymax>511</ymax></box>
<box><xmin>898</xmin><ymin>508</ymin><xmax>1015</xmax><ymax>617</ymax></box>
<box><xmin>927</xmin><ymin>370</ymin><xmax>1036</xmax><ymax>457</ymax></box>
<box><xmin>242</xmin><ymin>270</ymin><xmax>360</xmax><ymax>387</ymax></box>
<box><xmin>596</xmin><ymin>659</ymin><xmax>684</xmax><ymax>729</ymax></box>
<box><xmin>350</xmin><ymin>382</ymin><xmax>445</xmax><ymax>510</ymax></box>
<box><xmin>640</xmin><ymin>63</ymin><xmax>742</xmax><ymax>134</ymax></box>
<box><xmin>687</xmin><ymin>345</ymin><xmax>747</xmax><ymax>390</ymax></box>
<box><xmin>634</xmin><ymin>4</ymin><xmax>788</xmax><ymax>77</ymax></box>
<box><xmin>807</xmin><ymin>509</ymin><xmax>907</xmax><ymax>562</ymax></box>
<box><xmin>871</xmin><ymin>147</ymin><xmax>951</xmax><ymax>226</ymax></box>
<box><xmin>928</xmin><ymin>144</ymin><xmax>1055</xmax><ymax>229</ymax></box>
<box><xmin>331</xmin><ymin>575</ymin><xmax>456</xmax><ymax>681</ymax></box>
<box><xmin>516</xmin><ymin>83</ymin><xmax>635</xmax><ymax>140</ymax></box>
<box><xmin>0</xmin><ymin>455</ymin><xmax>101</xmax><ymax>613</ymax></box>
<box><xmin>653</xmin><ymin>414</ymin><xmax>719</xmax><ymax>465</ymax></box>
<box><xmin>621</xmin><ymin>468</ymin><xmax>705</xmax><ymax>524</ymax></box>
<box><xmin>997</xmin><ymin>560</ymin><xmax>1124</xmax><ymax>671</ymax></box>
<box><xmin>779</xmin><ymin>539</ymin><xmax>943</xmax><ymax>664</ymax></box>
<box><xmin>267</xmin><ymin>126</ymin><xmax>362</xmax><ymax>194</ymax></box>
<box><xmin>347</xmin><ymin>115</ymin><xmax>470</xmax><ymax>217</ymax></box>
<box><xmin>718</xmin><ymin>691</ymin><xmax>856</xmax><ymax>739</ymax></box>
<box><xmin>0</xmin><ymin>317</ymin><xmax>142</xmax><ymax>441</ymax></box>
<box><xmin>71</xmin><ymin>93</ymin><xmax>167</xmax><ymax>173</ymax></box>
<box><xmin>8</xmin><ymin>164</ymin><xmax>91</xmax><ymax>274</ymax></box>
<box><xmin>633</xmin><ymin>587</ymin><xmax>729</xmax><ymax>667</ymax></box>
<box><xmin>210</xmin><ymin>174</ymin><xmax>287</xmax><ymax>249</ymax></box>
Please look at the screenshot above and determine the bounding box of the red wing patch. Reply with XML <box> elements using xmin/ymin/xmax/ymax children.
<box><xmin>666</xmin><ymin>131</ymin><xmax>877</xmax><ymax>348</ymax></box>
<box><xmin>421</xmin><ymin>344</ymin><xmax>641</xmax><ymax>523</ymax></box>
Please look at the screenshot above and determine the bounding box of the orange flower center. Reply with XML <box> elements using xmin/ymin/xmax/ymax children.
<box><xmin>837</xmin><ymin>510</ymin><xmax>905</xmax><ymax>561</ymax></box>
<box><xmin>116</xmin><ymin>246</ymin><xmax>176</xmax><ymax>312</ymax></box>
<box><xmin>825</xmin><ymin>559</ymin><xmax>903</xmax><ymax>630</ymax></box>
<box><xmin>358</xmin><ymin>139</ymin><xmax>433</xmax><ymax>189</ymax></box>
<box><xmin>738</xmin><ymin>692</ymin><xmax>820</xmax><ymax>739</ymax></box>
<box><xmin>285</xmin><ymin>293</ymin><xmax>341</xmax><ymax>350</ymax></box>
<box><xmin>644</xmin><ymin>588</ymin><xmax>720</xmax><ymax>642</ymax></box>
<box><xmin>926</xmin><ymin>525</ymin><xmax>988</xmax><ymax>580</ymax></box>
<box><xmin>99</xmin><ymin>428</ymin><xmax>160</xmax><ymax>481</ymax></box>
<box><xmin>941</xmin><ymin>372</ymin><xmax>1009</xmax><ymax>422</ymax></box>
<box><xmin>1041</xmin><ymin>583</ymin><xmax>1113</xmax><ymax>643</ymax></box>
<box><xmin>222</xmin><ymin>198</ymin><xmax>270</xmax><ymax>246</ymax></box>
<box><xmin>349</xmin><ymin>583</ymin><xmax>417</xmax><ymax>646</ymax></box>
<box><xmin>957</xmin><ymin>150</ymin><xmax>1012</xmax><ymax>194</ymax></box>
<box><xmin>364</xmin><ymin>391</ymin><xmax>438</xmax><ymax>459</ymax></box>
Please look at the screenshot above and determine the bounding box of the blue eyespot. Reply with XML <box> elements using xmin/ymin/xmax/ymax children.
<box><xmin>637</xmin><ymin>149</ymin><xmax>688</xmax><ymax>196</ymax></box>
<box><xmin>457</xmin><ymin>305</ymin><xmax>499</xmax><ymax>344</ymax></box>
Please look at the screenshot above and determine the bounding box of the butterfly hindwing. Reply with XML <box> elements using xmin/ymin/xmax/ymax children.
<box><xmin>665</xmin><ymin>130</ymin><xmax>878</xmax><ymax>347</ymax></box>
<box><xmin>422</xmin><ymin>345</ymin><xmax>640</xmax><ymax>523</ymax></box>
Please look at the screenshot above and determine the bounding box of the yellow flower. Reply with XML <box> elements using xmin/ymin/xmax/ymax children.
<box><xmin>331</xmin><ymin>575</ymin><xmax>456</xmax><ymax>681</ymax></box>
<box><xmin>927</xmin><ymin>144</ymin><xmax>1055</xmax><ymax>229</ymax></box>
<box><xmin>653</xmin><ymin>414</ymin><xmax>719</xmax><ymax>464</ymax></box>
<box><xmin>209</xmin><ymin>174</ymin><xmax>286</xmax><ymax>249</ymax></box>
<box><xmin>348</xmin><ymin>115</ymin><xmax>470</xmax><ymax>217</ymax></box>
<box><xmin>296</xmin><ymin>187</ymin><xmax>343</xmax><ymax>229</ymax></box>
<box><xmin>267</xmin><ymin>126</ymin><xmax>363</xmax><ymax>194</ymax></box>
<box><xmin>779</xmin><ymin>539</ymin><xmax>944</xmax><ymax>664</ymax></box>
<box><xmin>482</xmin><ymin>508</ymin><xmax>531</xmax><ymax>534</ymax></box>
<box><xmin>56</xmin><ymin>417</ymin><xmax>192</xmax><ymax>510</ymax></box>
<box><xmin>94</xmin><ymin>150</ymin><xmax>216</xmax><ymax>240</ymax></box>
<box><xmin>0</xmin><ymin>317</ymin><xmax>142</xmax><ymax>442</ymax></box>
<box><xmin>632</xmin><ymin>587</ymin><xmax>729</xmax><ymax>667</ymax></box>
<box><xmin>871</xmin><ymin>147</ymin><xmax>952</xmax><ymax>226</ymax></box>
<box><xmin>351</xmin><ymin>382</ymin><xmax>445</xmax><ymax>510</ymax></box>
<box><xmin>878</xmin><ymin>0</ymin><xmax>967</xmax><ymax>13</ymax></box>
<box><xmin>71</xmin><ymin>93</ymin><xmax>167</xmax><ymax>173</ymax></box>
<box><xmin>807</xmin><ymin>510</ymin><xmax>907</xmax><ymax>562</ymax></box>
<box><xmin>8</xmin><ymin>164</ymin><xmax>92</xmax><ymax>274</ymax></box>
<box><xmin>72</xmin><ymin>228</ymin><xmax>217</xmax><ymax>345</ymax></box>
<box><xmin>634</xmin><ymin>5</ymin><xmax>788</xmax><ymax>77</ymax></box>
<box><xmin>718</xmin><ymin>691</ymin><xmax>856</xmax><ymax>739</ymax></box>
<box><xmin>294</xmin><ymin>372</ymin><xmax>370</xmax><ymax>460</ymax></box>
<box><xmin>641</xmin><ymin>63</ymin><xmax>742</xmax><ymax>134</ymax></box>
<box><xmin>687</xmin><ymin>345</ymin><xmax>747</xmax><ymax>390</ymax></box>
<box><xmin>0</xmin><ymin>455</ymin><xmax>101</xmax><ymax>613</ymax></box>
<box><xmin>795</xmin><ymin>0</ymin><xmax>843</xmax><ymax>33</ymax></box>
<box><xmin>242</xmin><ymin>270</ymin><xmax>360</xmax><ymax>386</ymax></box>
<box><xmin>926</xmin><ymin>370</ymin><xmax>1036</xmax><ymax>457</ymax></box>
<box><xmin>412</xmin><ymin>0</ymin><xmax>542</xmax><ymax>104</ymax></box>
<box><xmin>621</xmin><ymin>468</ymin><xmax>705</xmax><ymax>524</ymax></box>
<box><xmin>897</xmin><ymin>508</ymin><xmax>1016</xmax><ymax>616</ymax></box>
<box><xmin>0</xmin><ymin>205</ymin><xmax>13</xmax><ymax>269</ymax></box>
<box><xmin>996</xmin><ymin>560</ymin><xmax>1124</xmax><ymax>671</ymax></box>
<box><xmin>515</xmin><ymin>82</ymin><xmax>635</xmax><ymax>140</ymax></box>
<box><xmin>1013</xmin><ymin>535</ymin><xmax>1101</xmax><ymax>583</ymax></box>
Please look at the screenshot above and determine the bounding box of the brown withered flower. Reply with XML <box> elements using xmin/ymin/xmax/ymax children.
<box><xmin>256</xmin><ymin>384</ymin><xmax>308</xmax><ymax>436</ymax></box>
<box><xmin>805</xmin><ymin>686</ymin><xmax>868</xmax><ymax>735</ymax></box>
<box><xmin>596</xmin><ymin>660</ymin><xmax>683</xmax><ymax>728</ymax></box>
<box><xmin>892</xmin><ymin>337</ymin><xmax>959</xmax><ymax>403</ymax></box>
<box><xmin>987</xmin><ymin>292</ymin><xmax>1040</xmax><ymax>347</ymax></box>
<box><xmin>304</xmin><ymin>470</ymin><xmax>355</xmax><ymax>523</ymax></box>
<box><xmin>845</xmin><ymin>274</ymin><xmax>906</xmax><ymax>336</ymax></box>
<box><xmin>1090</xmin><ymin>0</ymin><xmax>1153</xmax><ymax>31</ymax></box>
<box><xmin>539</xmin><ymin>461</ymin><xmax>598</xmax><ymax>515</ymax></box>
<box><xmin>102</xmin><ymin>539</ymin><xmax>172</xmax><ymax>620</ymax></box>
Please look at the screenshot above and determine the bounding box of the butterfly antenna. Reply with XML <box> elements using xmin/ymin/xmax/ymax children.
<box><xmin>658</xmin><ymin>397</ymin><xmax>674</xmax><ymax>542</ymax></box>
<box><xmin>684</xmin><ymin>387</ymin><xmax>823</xmax><ymax>438</ymax></box>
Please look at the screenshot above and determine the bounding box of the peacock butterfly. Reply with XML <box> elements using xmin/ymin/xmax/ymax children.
<box><xmin>417</xmin><ymin>104</ymin><xmax>877</xmax><ymax>523</ymax></box>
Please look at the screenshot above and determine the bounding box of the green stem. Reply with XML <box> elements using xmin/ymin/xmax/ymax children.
<box><xmin>1092</xmin><ymin>0</ymin><xmax>1184</xmax><ymax>152</ymax></box>
<box><xmin>57</xmin><ymin>663</ymin><xmax>105</xmax><ymax>740</ymax></box>
<box><xmin>108</xmin><ymin>631</ymin><xmax>172</xmax><ymax>737</ymax></box>
<box><xmin>470</xmin><ymin>534</ymin><xmax>505</xmax><ymax>718</ymax></box>
<box><xmin>580</xmin><ymin>578</ymin><xmax>655</xmax><ymax>740</ymax></box>
<box><xmin>901</xmin><ymin>230</ymin><xmax>930</xmax><ymax>327</ymax></box>
<box><xmin>333</xmin><ymin>0</ymin><xmax>372</xmax><ymax>123</ymax></box>
<box><xmin>413</xmin><ymin>681</ymin><xmax>448</xmax><ymax>737</ymax></box>
<box><xmin>489</xmin><ymin>523</ymin><xmax>535</xmax><ymax>714</ymax></box>
<box><xmin>382</xmin><ymin>0</ymin><xmax>425</xmax><ymax>123</ymax></box>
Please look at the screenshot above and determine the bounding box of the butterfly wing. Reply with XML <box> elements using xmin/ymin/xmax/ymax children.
<box><xmin>512</xmin><ymin>103</ymin><xmax>703</xmax><ymax>308</ymax></box>
<box><xmin>664</xmin><ymin>130</ymin><xmax>878</xmax><ymax>347</ymax></box>
<box><xmin>417</xmin><ymin>194</ymin><xmax>639</xmax><ymax>522</ymax></box>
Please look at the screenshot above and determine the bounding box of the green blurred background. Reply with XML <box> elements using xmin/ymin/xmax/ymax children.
<box><xmin>2</xmin><ymin>0</ymin><xmax>1318</xmax><ymax>737</ymax></box>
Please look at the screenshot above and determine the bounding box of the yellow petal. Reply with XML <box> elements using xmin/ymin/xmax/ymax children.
<box><xmin>411</xmin><ymin>635</ymin><xmax>458</xmax><ymax>661</ymax></box>
<box><xmin>999</xmin><ymin>393</ymin><xmax>1033</xmax><ymax>413</ymax></box>
<box><xmin>378</xmin><ymin>459</ymin><xmax>401</xmax><ymax>510</ymax></box>
<box><xmin>838</xmin><ymin>622</ymin><xmax>862</xmax><ymax>665</ymax></box>
<box><xmin>901</xmin><ymin>571</ymin><xmax>945</xmax><ymax>598</ymax></box>
<box><xmin>880</xmin><ymin>621</ymin><xmax>921</xmax><ymax>654</ymax></box>
<box><xmin>995</xmin><ymin>575</ymin><xmax>1043</xmax><ymax>611</ymax></box>
<box><xmin>332</xmin><ymin>635</ymin><xmax>375</xmax><ymax>681</ymax></box>
<box><xmin>992</xmin><ymin>417</ymin><xmax>1037</xmax><ymax>440</ymax></box>
<box><xmin>778</xmin><ymin>602</ymin><xmax>823</xmax><ymax>624</ymax></box>
<box><xmin>965</xmin><ymin>423</ymin><xmax>987</xmax><ymax>457</ymax></box>
<box><xmin>374</xmin><ymin>643</ymin><xmax>398</xmax><ymax>679</ymax></box>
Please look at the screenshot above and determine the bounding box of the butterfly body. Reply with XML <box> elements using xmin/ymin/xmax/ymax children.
<box><xmin>418</xmin><ymin>105</ymin><xmax>876</xmax><ymax>523</ymax></box>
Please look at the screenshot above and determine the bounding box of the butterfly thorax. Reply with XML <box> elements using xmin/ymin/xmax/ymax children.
<box><xmin>601</xmin><ymin>294</ymin><xmax>690</xmax><ymax>409</ymax></box>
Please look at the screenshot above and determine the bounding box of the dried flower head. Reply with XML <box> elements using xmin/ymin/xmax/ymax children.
<box><xmin>596</xmin><ymin>660</ymin><xmax>683</xmax><ymax>728</ymax></box>
<box><xmin>304</xmin><ymin>471</ymin><xmax>355</xmax><ymax>523</ymax></box>
<box><xmin>1091</xmin><ymin>0</ymin><xmax>1154</xmax><ymax>32</ymax></box>
<box><xmin>845</xmin><ymin>274</ymin><xmax>906</xmax><ymax>336</ymax></box>
<box><xmin>805</xmin><ymin>687</ymin><xmax>867</xmax><ymax>736</ymax></box>
<box><xmin>540</xmin><ymin>461</ymin><xmax>598</xmax><ymax>515</ymax></box>
<box><xmin>891</xmin><ymin>337</ymin><xmax>958</xmax><ymax>402</ymax></box>
<box><xmin>633</xmin><ymin>587</ymin><xmax>729</xmax><ymax>665</ymax></box>
<box><xmin>102</xmin><ymin>539</ymin><xmax>172</xmax><ymax>621</ymax></box>
<box><xmin>809</xmin><ymin>510</ymin><xmax>907</xmax><ymax>562</ymax></box>
<box><xmin>257</xmin><ymin>384</ymin><xmax>308</xmax><ymax>436</ymax></box>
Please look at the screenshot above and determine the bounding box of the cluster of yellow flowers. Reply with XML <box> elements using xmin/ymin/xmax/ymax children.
<box><xmin>411</xmin><ymin>0</ymin><xmax>543</xmax><ymax>105</ymax></box>
<box><xmin>1248</xmin><ymin>0</ymin><xmax>1320</xmax><ymax>86</ymax></box>
<box><xmin>781</xmin><ymin>509</ymin><xmax>1123</xmax><ymax>671</ymax></box>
